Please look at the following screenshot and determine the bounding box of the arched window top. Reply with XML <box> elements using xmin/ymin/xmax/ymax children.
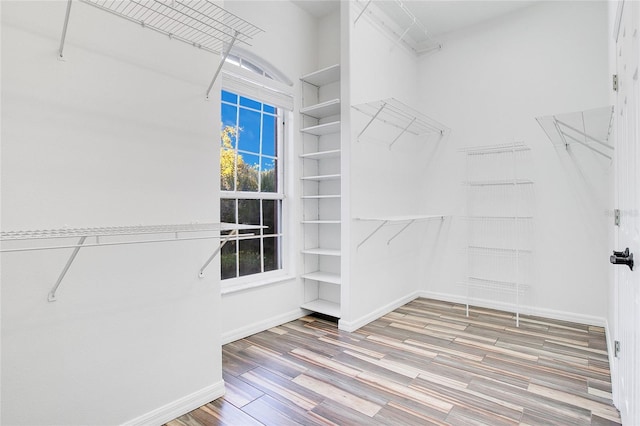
<box><xmin>224</xmin><ymin>49</ymin><xmax>292</xmax><ymax>86</ymax></box>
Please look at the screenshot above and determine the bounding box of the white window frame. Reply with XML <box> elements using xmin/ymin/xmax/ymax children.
<box><xmin>220</xmin><ymin>59</ymin><xmax>294</xmax><ymax>294</ymax></box>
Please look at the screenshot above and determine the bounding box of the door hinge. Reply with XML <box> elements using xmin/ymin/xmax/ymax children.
<box><xmin>615</xmin><ymin>340</ymin><xmax>621</xmax><ymax>358</ymax></box>
<box><xmin>613</xmin><ymin>74</ymin><xmax>619</xmax><ymax>92</ymax></box>
<box><xmin>615</xmin><ymin>208</ymin><xmax>621</xmax><ymax>226</ymax></box>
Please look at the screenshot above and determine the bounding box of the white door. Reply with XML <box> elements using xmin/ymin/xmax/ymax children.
<box><xmin>613</xmin><ymin>1</ymin><xmax>640</xmax><ymax>423</ymax></box>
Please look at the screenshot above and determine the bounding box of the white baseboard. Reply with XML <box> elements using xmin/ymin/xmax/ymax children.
<box><xmin>338</xmin><ymin>291</ymin><xmax>421</xmax><ymax>332</ymax></box>
<box><xmin>419</xmin><ymin>291</ymin><xmax>607</xmax><ymax>327</ymax></box>
<box><xmin>122</xmin><ymin>380</ymin><xmax>225</xmax><ymax>426</ymax></box>
<box><xmin>221</xmin><ymin>308</ymin><xmax>306</xmax><ymax>345</ymax></box>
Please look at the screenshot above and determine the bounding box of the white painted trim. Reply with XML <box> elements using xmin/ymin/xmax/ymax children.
<box><xmin>221</xmin><ymin>308</ymin><xmax>306</xmax><ymax>344</ymax></box>
<box><xmin>121</xmin><ymin>380</ymin><xmax>225</xmax><ymax>426</ymax></box>
<box><xmin>338</xmin><ymin>291</ymin><xmax>421</xmax><ymax>332</ymax></box>
<box><xmin>419</xmin><ymin>291</ymin><xmax>607</xmax><ymax>328</ymax></box>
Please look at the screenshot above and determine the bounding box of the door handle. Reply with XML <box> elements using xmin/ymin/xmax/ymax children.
<box><xmin>610</xmin><ymin>248</ymin><xmax>634</xmax><ymax>270</ymax></box>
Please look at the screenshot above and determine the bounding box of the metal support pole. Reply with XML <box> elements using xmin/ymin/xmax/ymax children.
<box><xmin>199</xmin><ymin>229</ymin><xmax>237</xmax><ymax>277</ymax></box>
<box><xmin>555</xmin><ymin>119</ymin><xmax>614</xmax><ymax>150</ymax></box>
<box><xmin>561</xmin><ymin>132</ymin><xmax>612</xmax><ymax>159</ymax></box>
<box><xmin>58</xmin><ymin>0</ymin><xmax>73</xmax><ymax>59</ymax></box>
<box><xmin>353</xmin><ymin>0</ymin><xmax>372</xmax><ymax>25</ymax></box>
<box><xmin>48</xmin><ymin>235</ymin><xmax>86</xmax><ymax>302</ymax></box>
<box><xmin>357</xmin><ymin>221</ymin><xmax>387</xmax><ymax>250</ymax></box>
<box><xmin>206</xmin><ymin>31</ymin><xmax>238</xmax><ymax>100</ymax></box>
<box><xmin>389</xmin><ymin>116</ymin><xmax>417</xmax><ymax>149</ymax></box>
<box><xmin>357</xmin><ymin>102</ymin><xmax>386</xmax><ymax>141</ymax></box>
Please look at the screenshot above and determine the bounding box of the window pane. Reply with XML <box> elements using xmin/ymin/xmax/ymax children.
<box><xmin>221</xmin><ymin>241</ymin><xmax>237</xmax><ymax>279</ymax></box>
<box><xmin>238</xmin><ymin>199</ymin><xmax>260</xmax><ymax>235</ymax></box>
<box><xmin>221</xmin><ymin>199</ymin><xmax>236</xmax><ymax>225</ymax></box>
<box><xmin>238</xmin><ymin>108</ymin><xmax>261</xmax><ymax>154</ymax></box>
<box><xmin>262</xmin><ymin>200</ymin><xmax>279</xmax><ymax>235</ymax></box>
<box><xmin>239</xmin><ymin>239</ymin><xmax>261</xmax><ymax>276</ymax></box>
<box><xmin>263</xmin><ymin>237</ymin><xmax>280</xmax><ymax>272</ymax></box>
<box><xmin>260</xmin><ymin>157</ymin><xmax>277</xmax><ymax>193</ymax></box>
<box><xmin>221</xmin><ymin>104</ymin><xmax>238</xmax><ymax>131</ymax></box>
<box><xmin>239</xmin><ymin>96</ymin><xmax>262</xmax><ymax>111</ymax></box>
<box><xmin>237</xmin><ymin>153</ymin><xmax>259</xmax><ymax>191</ymax></box>
<box><xmin>262</xmin><ymin>114</ymin><xmax>276</xmax><ymax>157</ymax></box>
<box><xmin>263</xmin><ymin>104</ymin><xmax>276</xmax><ymax>114</ymax></box>
<box><xmin>222</xmin><ymin>90</ymin><xmax>238</xmax><ymax>104</ymax></box>
<box><xmin>220</xmin><ymin>148</ymin><xmax>236</xmax><ymax>191</ymax></box>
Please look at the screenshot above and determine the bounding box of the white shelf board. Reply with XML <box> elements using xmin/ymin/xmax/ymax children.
<box><xmin>301</xmin><ymin>220</ymin><xmax>341</xmax><ymax>224</ymax></box>
<box><xmin>302</xmin><ymin>194</ymin><xmax>341</xmax><ymax>200</ymax></box>
<box><xmin>301</xmin><ymin>299</ymin><xmax>341</xmax><ymax>317</ymax></box>
<box><xmin>300</xmin><ymin>64</ymin><xmax>340</xmax><ymax>86</ymax></box>
<box><xmin>301</xmin><ymin>248</ymin><xmax>341</xmax><ymax>256</ymax></box>
<box><xmin>301</xmin><ymin>99</ymin><xmax>341</xmax><ymax>119</ymax></box>
<box><xmin>300</xmin><ymin>149</ymin><xmax>341</xmax><ymax>160</ymax></box>
<box><xmin>301</xmin><ymin>174</ymin><xmax>341</xmax><ymax>181</ymax></box>
<box><xmin>300</xmin><ymin>121</ymin><xmax>341</xmax><ymax>136</ymax></box>
<box><xmin>302</xmin><ymin>271</ymin><xmax>341</xmax><ymax>285</ymax></box>
<box><xmin>465</xmin><ymin>179</ymin><xmax>534</xmax><ymax>187</ymax></box>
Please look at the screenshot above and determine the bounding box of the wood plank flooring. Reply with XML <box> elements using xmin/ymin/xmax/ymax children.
<box><xmin>166</xmin><ymin>298</ymin><xmax>621</xmax><ymax>425</ymax></box>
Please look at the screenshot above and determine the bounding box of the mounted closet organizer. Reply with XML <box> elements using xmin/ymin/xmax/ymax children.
<box><xmin>299</xmin><ymin>64</ymin><xmax>342</xmax><ymax>318</ymax></box>
<box><xmin>459</xmin><ymin>142</ymin><xmax>534</xmax><ymax>327</ymax></box>
<box><xmin>57</xmin><ymin>0</ymin><xmax>264</xmax><ymax>98</ymax></box>
<box><xmin>352</xmin><ymin>98</ymin><xmax>448</xmax><ymax>149</ymax></box>
<box><xmin>0</xmin><ymin>222</ymin><xmax>263</xmax><ymax>301</ymax></box>
<box><xmin>536</xmin><ymin>106</ymin><xmax>614</xmax><ymax>160</ymax></box>
<box><xmin>355</xmin><ymin>215</ymin><xmax>445</xmax><ymax>249</ymax></box>
<box><xmin>352</xmin><ymin>0</ymin><xmax>441</xmax><ymax>55</ymax></box>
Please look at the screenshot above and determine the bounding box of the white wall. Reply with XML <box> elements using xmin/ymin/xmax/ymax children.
<box><xmin>219</xmin><ymin>1</ymin><xmax>320</xmax><ymax>342</ymax></box>
<box><xmin>417</xmin><ymin>1</ymin><xmax>611</xmax><ymax>324</ymax></box>
<box><xmin>343</xmin><ymin>2</ymin><xmax>438</xmax><ymax>330</ymax></box>
<box><xmin>1</xmin><ymin>1</ymin><xmax>224</xmax><ymax>424</ymax></box>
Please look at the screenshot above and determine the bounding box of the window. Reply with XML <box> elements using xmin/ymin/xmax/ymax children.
<box><xmin>220</xmin><ymin>90</ymin><xmax>284</xmax><ymax>281</ymax></box>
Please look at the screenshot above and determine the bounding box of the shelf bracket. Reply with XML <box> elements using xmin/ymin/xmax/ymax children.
<box><xmin>48</xmin><ymin>235</ymin><xmax>87</xmax><ymax>302</ymax></box>
<box><xmin>386</xmin><ymin>219</ymin><xmax>416</xmax><ymax>245</ymax></box>
<box><xmin>357</xmin><ymin>102</ymin><xmax>386</xmax><ymax>141</ymax></box>
<box><xmin>357</xmin><ymin>220</ymin><xmax>388</xmax><ymax>250</ymax></box>
<box><xmin>206</xmin><ymin>30</ymin><xmax>238</xmax><ymax>100</ymax></box>
<box><xmin>58</xmin><ymin>0</ymin><xmax>73</xmax><ymax>59</ymax></box>
<box><xmin>199</xmin><ymin>229</ymin><xmax>237</xmax><ymax>277</ymax></box>
<box><xmin>353</xmin><ymin>0</ymin><xmax>372</xmax><ymax>25</ymax></box>
<box><xmin>389</xmin><ymin>116</ymin><xmax>417</xmax><ymax>149</ymax></box>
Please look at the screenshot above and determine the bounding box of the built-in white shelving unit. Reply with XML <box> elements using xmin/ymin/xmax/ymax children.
<box><xmin>352</xmin><ymin>98</ymin><xmax>448</xmax><ymax>148</ymax></box>
<box><xmin>58</xmin><ymin>0</ymin><xmax>264</xmax><ymax>98</ymax></box>
<box><xmin>300</xmin><ymin>64</ymin><xmax>343</xmax><ymax>318</ymax></box>
<box><xmin>0</xmin><ymin>222</ymin><xmax>263</xmax><ymax>301</ymax></box>
<box><xmin>459</xmin><ymin>142</ymin><xmax>534</xmax><ymax>326</ymax></box>
<box><xmin>536</xmin><ymin>106</ymin><xmax>614</xmax><ymax>160</ymax></box>
<box><xmin>352</xmin><ymin>0</ymin><xmax>442</xmax><ymax>55</ymax></box>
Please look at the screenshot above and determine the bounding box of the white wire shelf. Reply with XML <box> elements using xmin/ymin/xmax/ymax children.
<box><xmin>536</xmin><ymin>106</ymin><xmax>614</xmax><ymax>160</ymax></box>
<box><xmin>458</xmin><ymin>277</ymin><xmax>529</xmax><ymax>295</ymax></box>
<box><xmin>461</xmin><ymin>216</ymin><xmax>534</xmax><ymax>221</ymax></box>
<box><xmin>300</xmin><ymin>64</ymin><xmax>340</xmax><ymax>87</ymax></box>
<box><xmin>353</xmin><ymin>0</ymin><xmax>441</xmax><ymax>55</ymax></box>
<box><xmin>465</xmin><ymin>245</ymin><xmax>533</xmax><ymax>257</ymax></box>
<box><xmin>355</xmin><ymin>215</ymin><xmax>445</xmax><ymax>248</ymax></box>
<box><xmin>300</xmin><ymin>121</ymin><xmax>341</xmax><ymax>136</ymax></box>
<box><xmin>1</xmin><ymin>222</ymin><xmax>263</xmax><ymax>301</ymax></box>
<box><xmin>352</xmin><ymin>98</ymin><xmax>448</xmax><ymax>148</ymax></box>
<box><xmin>59</xmin><ymin>0</ymin><xmax>264</xmax><ymax>99</ymax></box>
<box><xmin>301</xmin><ymin>298</ymin><xmax>341</xmax><ymax>318</ymax></box>
<box><xmin>302</xmin><ymin>271</ymin><xmax>341</xmax><ymax>285</ymax></box>
<box><xmin>460</xmin><ymin>142</ymin><xmax>531</xmax><ymax>155</ymax></box>
<box><xmin>465</xmin><ymin>179</ymin><xmax>534</xmax><ymax>187</ymax></box>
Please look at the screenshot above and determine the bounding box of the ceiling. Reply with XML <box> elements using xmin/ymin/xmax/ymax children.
<box><xmin>292</xmin><ymin>1</ymin><xmax>538</xmax><ymax>37</ymax></box>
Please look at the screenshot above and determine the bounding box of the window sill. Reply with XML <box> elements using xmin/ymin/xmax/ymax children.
<box><xmin>221</xmin><ymin>272</ymin><xmax>296</xmax><ymax>295</ymax></box>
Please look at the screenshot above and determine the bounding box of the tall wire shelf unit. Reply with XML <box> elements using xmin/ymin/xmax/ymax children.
<box><xmin>460</xmin><ymin>142</ymin><xmax>534</xmax><ymax>326</ymax></box>
<box><xmin>299</xmin><ymin>64</ymin><xmax>342</xmax><ymax>318</ymax></box>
